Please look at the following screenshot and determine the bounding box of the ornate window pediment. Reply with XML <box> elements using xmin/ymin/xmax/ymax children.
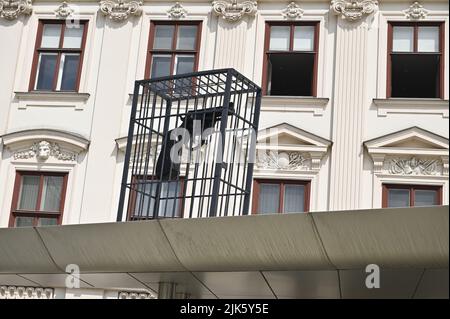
<box><xmin>330</xmin><ymin>0</ymin><xmax>378</xmax><ymax>22</ymax></box>
<box><xmin>364</xmin><ymin>127</ymin><xmax>449</xmax><ymax>176</ymax></box>
<box><xmin>256</xmin><ymin>123</ymin><xmax>331</xmax><ymax>172</ymax></box>
<box><xmin>99</xmin><ymin>0</ymin><xmax>142</xmax><ymax>21</ymax></box>
<box><xmin>1</xmin><ymin>129</ymin><xmax>89</xmax><ymax>163</ymax></box>
<box><xmin>212</xmin><ymin>0</ymin><xmax>257</xmax><ymax>22</ymax></box>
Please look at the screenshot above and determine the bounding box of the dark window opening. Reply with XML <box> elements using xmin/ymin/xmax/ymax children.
<box><xmin>388</xmin><ymin>22</ymin><xmax>443</xmax><ymax>98</ymax></box>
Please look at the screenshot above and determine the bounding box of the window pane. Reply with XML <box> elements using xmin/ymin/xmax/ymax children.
<box><xmin>418</xmin><ymin>27</ymin><xmax>439</xmax><ymax>52</ymax></box>
<box><xmin>18</xmin><ymin>175</ymin><xmax>40</xmax><ymax>210</ymax></box>
<box><xmin>258</xmin><ymin>184</ymin><xmax>280</xmax><ymax>214</ymax></box>
<box><xmin>58</xmin><ymin>54</ymin><xmax>80</xmax><ymax>91</ymax></box>
<box><xmin>40</xmin><ymin>176</ymin><xmax>64</xmax><ymax>212</ymax></box>
<box><xmin>269</xmin><ymin>26</ymin><xmax>290</xmax><ymax>51</ymax></box>
<box><xmin>414</xmin><ymin>190</ymin><xmax>438</xmax><ymax>207</ymax></box>
<box><xmin>151</xmin><ymin>54</ymin><xmax>171</xmax><ymax>78</ymax></box>
<box><xmin>293</xmin><ymin>26</ymin><xmax>315</xmax><ymax>51</ymax></box>
<box><xmin>175</xmin><ymin>55</ymin><xmax>195</xmax><ymax>74</ymax></box>
<box><xmin>15</xmin><ymin>216</ymin><xmax>34</xmax><ymax>227</ymax></box>
<box><xmin>388</xmin><ymin>189</ymin><xmax>410</xmax><ymax>208</ymax></box>
<box><xmin>134</xmin><ymin>180</ymin><xmax>157</xmax><ymax>218</ymax></box>
<box><xmin>284</xmin><ymin>185</ymin><xmax>305</xmax><ymax>213</ymax></box>
<box><xmin>153</xmin><ymin>25</ymin><xmax>175</xmax><ymax>49</ymax></box>
<box><xmin>176</xmin><ymin>25</ymin><xmax>197</xmax><ymax>50</ymax></box>
<box><xmin>392</xmin><ymin>26</ymin><xmax>414</xmax><ymax>52</ymax></box>
<box><xmin>158</xmin><ymin>181</ymin><xmax>181</xmax><ymax>217</ymax></box>
<box><xmin>35</xmin><ymin>53</ymin><xmax>57</xmax><ymax>90</ymax></box>
<box><xmin>38</xmin><ymin>218</ymin><xmax>58</xmax><ymax>227</ymax></box>
<box><xmin>63</xmin><ymin>25</ymin><xmax>84</xmax><ymax>49</ymax></box>
<box><xmin>41</xmin><ymin>24</ymin><xmax>61</xmax><ymax>48</ymax></box>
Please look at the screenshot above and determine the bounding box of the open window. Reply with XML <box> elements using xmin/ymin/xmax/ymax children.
<box><xmin>252</xmin><ymin>179</ymin><xmax>310</xmax><ymax>214</ymax></box>
<box><xmin>262</xmin><ymin>22</ymin><xmax>319</xmax><ymax>97</ymax></box>
<box><xmin>387</xmin><ymin>22</ymin><xmax>444</xmax><ymax>98</ymax></box>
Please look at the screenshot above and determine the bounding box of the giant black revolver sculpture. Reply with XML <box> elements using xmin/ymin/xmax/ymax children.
<box><xmin>155</xmin><ymin>103</ymin><xmax>235</xmax><ymax>180</ymax></box>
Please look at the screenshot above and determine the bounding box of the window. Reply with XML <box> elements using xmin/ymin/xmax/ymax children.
<box><xmin>262</xmin><ymin>22</ymin><xmax>319</xmax><ymax>96</ymax></box>
<box><xmin>145</xmin><ymin>21</ymin><xmax>201</xmax><ymax>78</ymax></box>
<box><xmin>252</xmin><ymin>179</ymin><xmax>310</xmax><ymax>214</ymax></box>
<box><xmin>29</xmin><ymin>20</ymin><xmax>88</xmax><ymax>92</ymax></box>
<box><xmin>387</xmin><ymin>22</ymin><xmax>444</xmax><ymax>98</ymax></box>
<box><xmin>382</xmin><ymin>184</ymin><xmax>442</xmax><ymax>208</ymax></box>
<box><xmin>128</xmin><ymin>176</ymin><xmax>184</xmax><ymax>219</ymax></box>
<box><xmin>9</xmin><ymin>172</ymin><xmax>68</xmax><ymax>227</ymax></box>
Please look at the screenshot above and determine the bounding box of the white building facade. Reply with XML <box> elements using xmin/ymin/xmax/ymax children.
<box><xmin>0</xmin><ymin>0</ymin><xmax>448</xmax><ymax>299</ymax></box>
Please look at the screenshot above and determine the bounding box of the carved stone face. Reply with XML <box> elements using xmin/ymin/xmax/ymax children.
<box><xmin>37</xmin><ymin>141</ymin><xmax>51</xmax><ymax>160</ymax></box>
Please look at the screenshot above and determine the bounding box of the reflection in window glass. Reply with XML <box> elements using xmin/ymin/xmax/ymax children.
<box><xmin>269</xmin><ymin>26</ymin><xmax>290</xmax><ymax>51</ymax></box>
<box><xmin>293</xmin><ymin>26</ymin><xmax>315</xmax><ymax>51</ymax></box>
<box><xmin>58</xmin><ymin>54</ymin><xmax>80</xmax><ymax>91</ymax></box>
<box><xmin>36</xmin><ymin>53</ymin><xmax>58</xmax><ymax>90</ymax></box>
<box><xmin>41</xmin><ymin>24</ymin><xmax>61</xmax><ymax>48</ymax></box>
<box><xmin>18</xmin><ymin>176</ymin><xmax>40</xmax><ymax>210</ymax></box>
<box><xmin>151</xmin><ymin>55</ymin><xmax>171</xmax><ymax>78</ymax></box>
<box><xmin>258</xmin><ymin>184</ymin><xmax>280</xmax><ymax>214</ymax></box>
<box><xmin>392</xmin><ymin>26</ymin><xmax>414</xmax><ymax>52</ymax></box>
<box><xmin>63</xmin><ymin>25</ymin><xmax>84</xmax><ymax>49</ymax></box>
<box><xmin>153</xmin><ymin>25</ymin><xmax>175</xmax><ymax>49</ymax></box>
<box><xmin>388</xmin><ymin>189</ymin><xmax>410</xmax><ymax>208</ymax></box>
<box><xmin>15</xmin><ymin>216</ymin><xmax>34</xmax><ymax>227</ymax></box>
<box><xmin>414</xmin><ymin>190</ymin><xmax>438</xmax><ymax>207</ymax></box>
<box><xmin>418</xmin><ymin>26</ymin><xmax>440</xmax><ymax>52</ymax></box>
<box><xmin>176</xmin><ymin>25</ymin><xmax>197</xmax><ymax>50</ymax></box>
<box><xmin>284</xmin><ymin>185</ymin><xmax>305</xmax><ymax>213</ymax></box>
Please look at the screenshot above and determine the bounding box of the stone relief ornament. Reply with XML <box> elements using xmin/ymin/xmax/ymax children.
<box><xmin>212</xmin><ymin>0</ymin><xmax>257</xmax><ymax>22</ymax></box>
<box><xmin>404</xmin><ymin>2</ymin><xmax>428</xmax><ymax>20</ymax></box>
<box><xmin>167</xmin><ymin>2</ymin><xmax>187</xmax><ymax>19</ymax></box>
<box><xmin>14</xmin><ymin>140</ymin><xmax>77</xmax><ymax>162</ymax></box>
<box><xmin>257</xmin><ymin>151</ymin><xmax>310</xmax><ymax>170</ymax></box>
<box><xmin>0</xmin><ymin>0</ymin><xmax>32</xmax><ymax>20</ymax></box>
<box><xmin>386</xmin><ymin>157</ymin><xmax>442</xmax><ymax>176</ymax></box>
<box><xmin>55</xmin><ymin>1</ymin><xmax>74</xmax><ymax>18</ymax></box>
<box><xmin>330</xmin><ymin>0</ymin><xmax>378</xmax><ymax>21</ymax></box>
<box><xmin>118</xmin><ymin>291</ymin><xmax>155</xmax><ymax>299</ymax></box>
<box><xmin>99</xmin><ymin>0</ymin><xmax>142</xmax><ymax>21</ymax></box>
<box><xmin>0</xmin><ymin>286</ymin><xmax>54</xmax><ymax>299</ymax></box>
<box><xmin>282</xmin><ymin>2</ymin><xmax>304</xmax><ymax>19</ymax></box>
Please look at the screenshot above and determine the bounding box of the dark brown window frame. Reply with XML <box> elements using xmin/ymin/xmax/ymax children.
<box><xmin>29</xmin><ymin>19</ymin><xmax>89</xmax><ymax>92</ymax></box>
<box><xmin>127</xmin><ymin>175</ymin><xmax>185</xmax><ymax>220</ymax></box>
<box><xmin>386</xmin><ymin>21</ymin><xmax>445</xmax><ymax>98</ymax></box>
<box><xmin>252</xmin><ymin>179</ymin><xmax>311</xmax><ymax>214</ymax></box>
<box><xmin>9</xmin><ymin>171</ymin><xmax>68</xmax><ymax>227</ymax></box>
<box><xmin>382</xmin><ymin>184</ymin><xmax>443</xmax><ymax>208</ymax></box>
<box><xmin>262</xmin><ymin>21</ymin><xmax>320</xmax><ymax>97</ymax></box>
<box><xmin>144</xmin><ymin>20</ymin><xmax>202</xmax><ymax>79</ymax></box>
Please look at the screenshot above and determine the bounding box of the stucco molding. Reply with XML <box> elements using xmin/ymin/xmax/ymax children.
<box><xmin>261</xmin><ymin>96</ymin><xmax>329</xmax><ymax>116</ymax></box>
<box><xmin>404</xmin><ymin>1</ymin><xmax>428</xmax><ymax>20</ymax></box>
<box><xmin>54</xmin><ymin>1</ymin><xmax>74</xmax><ymax>18</ymax></box>
<box><xmin>99</xmin><ymin>0</ymin><xmax>142</xmax><ymax>21</ymax></box>
<box><xmin>282</xmin><ymin>2</ymin><xmax>304</xmax><ymax>20</ymax></box>
<box><xmin>373</xmin><ymin>98</ymin><xmax>449</xmax><ymax>118</ymax></box>
<box><xmin>118</xmin><ymin>291</ymin><xmax>156</xmax><ymax>299</ymax></box>
<box><xmin>14</xmin><ymin>91</ymin><xmax>90</xmax><ymax>110</ymax></box>
<box><xmin>0</xmin><ymin>286</ymin><xmax>54</xmax><ymax>299</ymax></box>
<box><xmin>365</xmin><ymin>127</ymin><xmax>449</xmax><ymax>176</ymax></box>
<box><xmin>13</xmin><ymin>140</ymin><xmax>78</xmax><ymax>162</ymax></box>
<box><xmin>330</xmin><ymin>0</ymin><xmax>378</xmax><ymax>22</ymax></box>
<box><xmin>0</xmin><ymin>0</ymin><xmax>32</xmax><ymax>20</ymax></box>
<box><xmin>212</xmin><ymin>0</ymin><xmax>257</xmax><ymax>22</ymax></box>
<box><xmin>167</xmin><ymin>2</ymin><xmax>187</xmax><ymax>19</ymax></box>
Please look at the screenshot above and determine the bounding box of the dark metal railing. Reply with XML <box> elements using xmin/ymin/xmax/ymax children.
<box><xmin>117</xmin><ymin>69</ymin><xmax>262</xmax><ymax>221</ymax></box>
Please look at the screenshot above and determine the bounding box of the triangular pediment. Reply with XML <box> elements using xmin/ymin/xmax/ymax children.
<box><xmin>364</xmin><ymin>127</ymin><xmax>448</xmax><ymax>157</ymax></box>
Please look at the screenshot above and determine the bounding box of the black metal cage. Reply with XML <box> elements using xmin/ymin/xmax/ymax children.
<box><xmin>117</xmin><ymin>69</ymin><xmax>261</xmax><ymax>221</ymax></box>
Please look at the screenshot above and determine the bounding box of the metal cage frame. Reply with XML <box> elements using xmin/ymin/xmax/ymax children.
<box><xmin>117</xmin><ymin>69</ymin><xmax>262</xmax><ymax>221</ymax></box>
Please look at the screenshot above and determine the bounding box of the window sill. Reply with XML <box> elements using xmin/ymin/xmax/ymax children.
<box><xmin>15</xmin><ymin>91</ymin><xmax>90</xmax><ymax>110</ymax></box>
<box><xmin>373</xmin><ymin>98</ymin><xmax>449</xmax><ymax>118</ymax></box>
<box><xmin>261</xmin><ymin>96</ymin><xmax>329</xmax><ymax>116</ymax></box>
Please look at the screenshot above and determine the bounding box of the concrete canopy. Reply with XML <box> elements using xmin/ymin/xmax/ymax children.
<box><xmin>0</xmin><ymin>206</ymin><xmax>448</xmax><ymax>298</ymax></box>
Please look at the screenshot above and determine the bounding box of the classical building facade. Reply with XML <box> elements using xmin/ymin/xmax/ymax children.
<box><xmin>0</xmin><ymin>0</ymin><xmax>448</xmax><ymax>299</ymax></box>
